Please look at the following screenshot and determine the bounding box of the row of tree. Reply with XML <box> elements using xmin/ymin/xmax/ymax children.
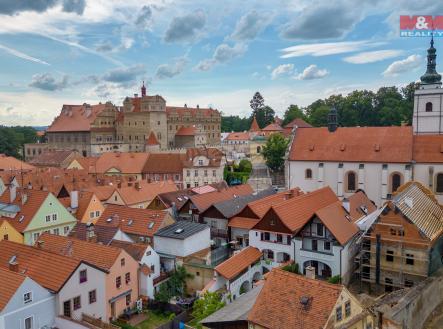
<box><xmin>221</xmin><ymin>83</ymin><xmax>418</xmax><ymax>132</ymax></box>
<box><xmin>0</xmin><ymin>126</ymin><xmax>38</xmax><ymax>158</ymax></box>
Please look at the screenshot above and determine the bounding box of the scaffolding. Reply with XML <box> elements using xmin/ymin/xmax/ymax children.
<box><xmin>354</xmin><ymin>221</ymin><xmax>430</xmax><ymax>293</ymax></box>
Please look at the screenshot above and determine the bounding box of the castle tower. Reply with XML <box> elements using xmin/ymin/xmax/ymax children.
<box><xmin>141</xmin><ymin>81</ymin><xmax>146</xmax><ymax>97</ymax></box>
<box><xmin>413</xmin><ymin>38</ymin><xmax>443</xmax><ymax>134</ymax></box>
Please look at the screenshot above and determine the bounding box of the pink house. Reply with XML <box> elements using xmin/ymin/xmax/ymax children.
<box><xmin>37</xmin><ymin>233</ymin><xmax>139</xmax><ymax>322</ymax></box>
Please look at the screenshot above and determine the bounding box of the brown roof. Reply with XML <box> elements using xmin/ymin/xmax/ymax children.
<box><xmin>0</xmin><ymin>154</ymin><xmax>35</xmax><ymax>171</ymax></box>
<box><xmin>228</xmin><ymin>216</ymin><xmax>260</xmax><ymax>229</ymax></box>
<box><xmin>261</xmin><ymin>123</ymin><xmax>283</xmax><ymax>131</ymax></box>
<box><xmin>116</xmin><ymin>181</ymin><xmax>178</xmax><ymax>206</ymax></box>
<box><xmin>146</xmin><ymin>131</ymin><xmax>160</xmax><ymax>145</ymax></box>
<box><xmin>0</xmin><ymin>188</ymin><xmax>50</xmax><ymax>232</ymax></box>
<box><xmin>37</xmin><ymin>233</ymin><xmax>122</xmax><ymax>272</ymax></box>
<box><xmin>143</xmin><ymin>153</ymin><xmax>184</xmax><ymax>174</ymax></box>
<box><xmin>0</xmin><ymin>240</ymin><xmax>81</xmax><ymax>292</ymax></box>
<box><xmin>182</xmin><ymin>148</ymin><xmax>224</xmax><ymax>168</ymax></box>
<box><xmin>96</xmin><ymin>204</ymin><xmax>170</xmax><ymax>238</ymax></box>
<box><xmin>315</xmin><ymin>201</ymin><xmax>359</xmax><ymax>245</ymax></box>
<box><xmin>0</xmin><ymin>267</ymin><xmax>26</xmax><ymax>311</ymax></box>
<box><xmin>47</xmin><ymin>103</ymin><xmax>107</xmax><ymax>132</ymax></box>
<box><xmin>86</xmin><ymin>185</ymin><xmax>116</xmax><ymax>201</ymax></box>
<box><xmin>68</xmin><ymin>222</ymin><xmax>119</xmax><ymax>245</ymax></box>
<box><xmin>215</xmin><ymin>247</ymin><xmax>262</xmax><ymax>280</ymax></box>
<box><xmin>226</xmin><ymin>132</ymin><xmax>250</xmax><ymax>141</ymax></box>
<box><xmin>289</xmin><ymin>126</ymin><xmax>413</xmax><ymax>163</ymax></box>
<box><xmin>189</xmin><ymin>184</ymin><xmax>253</xmax><ymax>213</ymax></box>
<box><xmin>73</xmin><ymin>157</ymin><xmax>98</xmax><ymax>171</ymax></box>
<box><xmin>110</xmin><ymin>240</ymin><xmax>148</xmax><ymax>262</ymax></box>
<box><xmin>262</xmin><ymin>187</ymin><xmax>338</xmax><ymax>233</ymax></box>
<box><xmin>248</xmin><ymin>269</ymin><xmax>342</xmax><ymax>329</ymax></box>
<box><xmin>284</xmin><ymin>118</ymin><xmax>312</xmax><ymax>128</ymax></box>
<box><xmin>250</xmin><ymin>116</ymin><xmax>260</xmax><ymax>132</ymax></box>
<box><xmin>347</xmin><ymin>191</ymin><xmax>376</xmax><ymax>222</ymax></box>
<box><xmin>176</xmin><ymin>126</ymin><xmax>196</xmax><ymax>136</ymax></box>
<box><xmin>413</xmin><ymin>135</ymin><xmax>443</xmax><ymax>163</ymax></box>
<box><xmin>29</xmin><ymin>150</ymin><xmax>80</xmax><ymax>167</ymax></box>
<box><xmin>93</xmin><ymin>152</ymin><xmax>150</xmax><ymax>174</ymax></box>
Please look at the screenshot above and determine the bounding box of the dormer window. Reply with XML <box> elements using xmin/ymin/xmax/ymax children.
<box><xmin>198</xmin><ymin>160</ymin><xmax>203</xmax><ymax>166</ymax></box>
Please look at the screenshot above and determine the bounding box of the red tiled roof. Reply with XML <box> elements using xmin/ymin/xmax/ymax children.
<box><xmin>228</xmin><ymin>216</ymin><xmax>260</xmax><ymax>229</ymax></box>
<box><xmin>249</xmin><ymin>116</ymin><xmax>260</xmax><ymax>132</ymax></box>
<box><xmin>413</xmin><ymin>135</ymin><xmax>443</xmax><ymax>163</ymax></box>
<box><xmin>146</xmin><ymin>132</ymin><xmax>160</xmax><ymax>145</ymax></box>
<box><xmin>176</xmin><ymin>126</ymin><xmax>196</xmax><ymax>136</ymax></box>
<box><xmin>143</xmin><ymin>153</ymin><xmax>184</xmax><ymax>174</ymax></box>
<box><xmin>93</xmin><ymin>152</ymin><xmax>150</xmax><ymax>174</ymax></box>
<box><xmin>0</xmin><ymin>267</ymin><xmax>26</xmax><ymax>311</ymax></box>
<box><xmin>347</xmin><ymin>191</ymin><xmax>376</xmax><ymax>222</ymax></box>
<box><xmin>215</xmin><ymin>247</ymin><xmax>262</xmax><ymax>280</ymax></box>
<box><xmin>96</xmin><ymin>204</ymin><xmax>170</xmax><ymax>238</ymax></box>
<box><xmin>110</xmin><ymin>240</ymin><xmax>149</xmax><ymax>262</ymax></box>
<box><xmin>37</xmin><ymin>233</ymin><xmax>122</xmax><ymax>272</ymax></box>
<box><xmin>248</xmin><ymin>269</ymin><xmax>342</xmax><ymax>329</ymax></box>
<box><xmin>0</xmin><ymin>240</ymin><xmax>81</xmax><ymax>292</ymax></box>
<box><xmin>289</xmin><ymin>126</ymin><xmax>413</xmax><ymax>163</ymax></box>
<box><xmin>47</xmin><ymin>104</ymin><xmax>107</xmax><ymax>132</ymax></box>
<box><xmin>284</xmin><ymin>118</ymin><xmax>312</xmax><ymax>129</ymax></box>
<box><xmin>29</xmin><ymin>150</ymin><xmax>80</xmax><ymax>167</ymax></box>
<box><xmin>115</xmin><ymin>181</ymin><xmax>178</xmax><ymax>206</ymax></box>
<box><xmin>226</xmin><ymin>132</ymin><xmax>250</xmax><ymax>141</ymax></box>
<box><xmin>0</xmin><ymin>154</ymin><xmax>35</xmax><ymax>171</ymax></box>
<box><xmin>261</xmin><ymin>123</ymin><xmax>283</xmax><ymax>131</ymax></box>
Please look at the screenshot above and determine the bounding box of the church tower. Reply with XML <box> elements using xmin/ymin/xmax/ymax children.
<box><xmin>413</xmin><ymin>38</ymin><xmax>443</xmax><ymax>134</ymax></box>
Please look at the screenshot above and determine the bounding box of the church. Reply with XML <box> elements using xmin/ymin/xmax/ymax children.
<box><xmin>286</xmin><ymin>39</ymin><xmax>443</xmax><ymax>205</ymax></box>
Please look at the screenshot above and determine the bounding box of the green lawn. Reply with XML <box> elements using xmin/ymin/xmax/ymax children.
<box><xmin>135</xmin><ymin>310</ymin><xmax>172</xmax><ymax>329</ymax></box>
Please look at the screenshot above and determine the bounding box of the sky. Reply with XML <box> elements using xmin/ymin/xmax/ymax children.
<box><xmin>0</xmin><ymin>0</ymin><xmax>443</xmax><ymax>126</ymax></box>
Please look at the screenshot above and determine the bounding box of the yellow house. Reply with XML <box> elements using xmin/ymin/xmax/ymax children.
<box><xmin>0</xmin><ymin>219</ymin><xmax>24</xmax><ymax>243</ymax></box>
<box><xmin>76</xmin><ymin>192</ymin><xmax>105</xmax><ymax>224</ymax></box>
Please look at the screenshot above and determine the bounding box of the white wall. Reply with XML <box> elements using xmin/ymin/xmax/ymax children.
<box><xmin>249</xmin><ymin>230</ymin><xmax>294</xmax><ymax>259</ymax></box>
<box><xmin>139</xmin><ymin>245</ymin><xmax>160</xmax><ymax>298</ymax></box>
<box><xmin>57</xmin><ymin>263</ymin><xmax>106</xmax><ymax>321</ymax></box>
<box><xmin>413</xmin><ymin>86</ymin><xmax>443</xmax><ymax>134</ymax></box>
<box><xmin>154</xmin><ymin>227</ymin><xmax>211</xmax><ymax>257</ymax></box>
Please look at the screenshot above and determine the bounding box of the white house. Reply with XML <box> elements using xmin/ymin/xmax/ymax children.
<box><xmin>0</xmin><ymin>267</ymin><xmax>55</xmax><ymax>329</ymax></box>
<box><xmin>286</xmin><ymin>39</ymin><xmax>443</xmax><ymax>206</ymax></box>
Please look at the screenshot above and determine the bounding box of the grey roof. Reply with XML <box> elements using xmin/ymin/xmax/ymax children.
<box><xmin>211</xmin><ymin>188</ymin><xmax>276</xmax><ymax>219</ymax></box>
<box><xmin>154</xmin><ymin>221</ymin><xmax>209</xmax><ymax>240</ymax></box>
<box><xmin>201</xmin><ymin>285</ymin><xmax>263</xmax><ymax>325</ymax></box>
<box><xmin>392</xmin><ymin>182</ymin><xmax>443</xmax><ymax>241</ymax></box>
<box><xmin>68</xmin><ymin>223</ymin><xmax>119</xmax><ymax>245</ymax></box>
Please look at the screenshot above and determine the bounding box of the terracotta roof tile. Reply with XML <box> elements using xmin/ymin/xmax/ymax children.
<box><xmin>226</xmin><ymin>132</ymin><xmax>250</xmax><ymax>141</ymax></box>
<box><xmin>289</xmin><ymin>126</ymin><xmax>413</xmax><ymax>163</ymax></box>
<box><xmin>116</xmin><ymin>181</ymin><xmax>178</xmax><ymax>206</ymax></box>
<box><xmin>413</xmin><ymin>134</ymin><xmax>443</xmax><ymax>163</ymax></box>
<box><xmin>0</xmin><ymin>267</ymin><xmax>26</xmax><ymax>311</ymax></box>
<box><xmin>146</xmin><ymin>131</ymin><xmax>160</xmax><ymax>145</ymax></box>
<box><xmin>261</xmin><ymin>123</ymin><xmax>283</xmax><ymax>131</ymax></box>
<box><xmin>0</xmin><ymin>154</ymin><xmax>35</xmax><ymax>171</ymax></box>
<box><xmin>347</xmin><ymin>191</ymin><xmax>376</xmax><ymax>222</ymax></box>
<box><xmin>47</xmin><ymin>104</ymin><xmax>108</xmax><ymax>132</ymax></box>
<box><xmin>96</xmin><ymin>204</ymin><xmax>170</xmax><ymax>238</ymax></box>
<box><xmin>92</xmin><ymin>152</ymin><xmax>150</xmax><ymax>174</ymax></box>
<box><xmin>189</xmin><ymin>184</ymin><xmax>253</xmax><ymax>213</ymax></box>
<box><xmin>228</xmin><ymin>216</ymin><xmax>260</xmax><ymax>229</ymax></box>
<box><xmin>68</xmin><ymin>222</ymin><xmax>119</xmax><ymax>245</ymax></box>
<box><xmin>248</xmin><ymin>268</ymin><xmax>342</xmax><ymax>329</ymax></box>
<box><xmin>249</xmin><ymin>116</ymin><xmax>260</xmax><ymax>132</ymax></box>
<box><xmin>37</xmin><ymin>233</ymin><xmax>122</xmax><ymax>272</ymax></box>
<box><xmin>110</xmin><ymin>240</ymin><xmax>148</xmax><ymax>262</ymax></box>
<box><xmin>215</xmin><ymin>247</ymin><xmax>262</xmax><ymax>280</ymax></box>
<box><xmin>0</xmin><ymin>240</ymin><xmax>81</xmax><ymax>292</ymax></box>
<box><xmin>176</xmin><ymin>126</ymin><xmax>196</xmax><ymax>136</ymax></box>
<box><xmin>284</xmin><ymin>118</ymin><xmax>312</xmax><ymax>128</ymax></box>
<box><xmin>143</xmin><ymin>153</ymin><xmax>185</xmax><ymax>174</ymax></box>
<box><xmin>28</xmin><ymin>150</ymin><xmax>80</xmax><ymax>167</ymax></box>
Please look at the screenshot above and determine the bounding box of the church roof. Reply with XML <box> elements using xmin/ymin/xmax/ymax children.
<box><xmin>288</xmin><ymin>126</ymin><xmax>413</xmax><ymax>163</ymax></box>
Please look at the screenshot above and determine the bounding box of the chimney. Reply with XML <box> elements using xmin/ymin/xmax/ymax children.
<box><xmin>117</xmin><ymin>181</ymin><xmax>122</xmax><ymax>189</ymax></box>
<box><xmin>196</xmin><ymin>104</ymin><xmax>199</xmax><ymax>109</ymax></box>
<box><xmin>86</xmin><ymin>223</ymin><xmax>97</xmax><ymax>243</ymax></box>
<box><xmin>21</xmin><ymin>193</ymin><xmax>28</xmax><ymax>205</ymax></box>
<box><xmin>134</xmin><ymin>182</ymin><xmax>140</xmax><ymax>189</ymax></box>
<box><xmin>342</xmin><ymin>198</ymin><xmax>350</xmax><ymax>213</ymax></box>
<box><xmin>8</xmin><ymin>256</ymin><xmax>18</xmax><ymax>272</ymax></box>
<box><xmin>305</xmin><ymin>265</ymin><xmax>316</xmax><ymax>280</ymax></box>
<box><xmin>10</xmin><ymin>185</ymin><xmax>17</xmax><ymax>203</ymax></box>
<box><xmin>71</xmin><ymin>191</ymin><xmax>79</xmax><ymax>209</ymax></box>
<box><xmin>36</xmin><ymin>240</ymin><xmax>44</xmax><ymax>249</ymax></box>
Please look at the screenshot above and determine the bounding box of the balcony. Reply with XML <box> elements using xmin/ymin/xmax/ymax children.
<box><xmin>153</xmin><ymin>271</ymin><xmax>172</xmax><ymax>285</ymax></box>
<box><xmin>210</xmin><ymin>228</ymin><xmax>228</xmax><ymax>239</ymax></box>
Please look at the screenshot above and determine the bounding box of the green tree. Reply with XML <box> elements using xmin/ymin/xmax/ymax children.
<box><xmin>253</xmin><ymin>105</ymin><xmax>275</xmax><ymax>128</ymax></box>
<box><xmin>154</xmin><ymin>266</ymin><xmax>193</xmax><ymax>302</ymax></box>
<box><xmin>261</xmin><ymin>133</ymin><xmax>289</xmax><ymax>171</ymax></box>
<box><xmin>282</xmin><ymin>104</ymin><xmax>306</xmax><ymax>126</ymax></box>
<box><xmin>306</xmin><ymin>104</ymin><xmax>330</xmax><ymax>127</ymax></box>
<box><xmin>192</xmin><ymin>292</ymin><xmax>225</xmax><ymax>328</ymax></box>
<box><xmin>238</xmin><ymin>159</ymin><xmax>252</xmax><ymax>173</ymax></box>
<box><xmin>250</xmin><ymin>91</ymin><xmax>264</xmax><ymax>113</ymax></box>
<box><xmin>221</xmin><ymin>115</ymin><xmax>251</xmax><ymax>132</ymax></box>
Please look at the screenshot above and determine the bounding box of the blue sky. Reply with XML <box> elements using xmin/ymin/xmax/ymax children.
<box><xmin>0</xmin><ymin>0</ymin><xmax>442</xmax><ymax>126</ymax></box>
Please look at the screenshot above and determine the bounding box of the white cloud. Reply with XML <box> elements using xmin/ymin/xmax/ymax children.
<box><xmin>383</xmin><ymin>55</ymin><xmax>422</xmax><ymax>77</ymax></box>
<box><xmin>296</xmin><ymin>64</ymin><xmax>329</xmax><ymax>80</ymax></box>
<box><xmin>271</xmin><ymin>64</ymin><xmax>294</xmax><ymax>80</ymax></box>
<box><xmin>230</xmin><ymin>10</ymin><xmax>272</xmax><ymax>41</ymax></box>
<box><xmin>195</xmin><ymin>43</ymin><xmax>247</xmax><ymax>71</ymax></box>
<box><xmin>0</xmin><ymin>43</ymin><xmax>50</xmax><ymax>65</ymax></box>
<box><xmin>343</xmin><ymin>50</ymin><xmax>404</xmax><ymax>64</ymax></box>
<box><xmin>280</xmin><ymin>40</ymin><xmax>385</xmax><ymax>58</ymax></box>
<box><xmin>155</xmin><ymin>57</ymin><xmax>188</xmax><ymax>79</ymax></box>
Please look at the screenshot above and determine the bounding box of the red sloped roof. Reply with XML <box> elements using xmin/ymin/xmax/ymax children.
<box><xmin>289</xmin><ymin>126</ymin><xmax>413</xmax><ymax>163</ymax></box>
<box><xmin>250</xmin><ymin>116</ymin><xmax>260</xmax><ymax>132</ymax></box>
<box><xmin>284</xmin><ymin>118</ymin><xmax>312</xmax><ymax>128</ymax></box>
<box><xmin>47</xmin><ymin>104</ymin><xmax>107</xmax><ymax>132</ymax></box>
<box><xmin>262</xmin><ymin>123</ymin><xmax>283</xmax><ymax>131</ymax></box>
<box><xmin>176</xmin><ymin>126</ymin><xmax>196</xmax><ymax>136</ymax></box>
<box><xmin>215</xmin><ymin>247</ymin><xmax>262</xmax><ymax>280</ymax></box>
<box><xmin>146</xmin><ymin>132</ymin><xmax>160</xmax><ymax>145</ymax></box>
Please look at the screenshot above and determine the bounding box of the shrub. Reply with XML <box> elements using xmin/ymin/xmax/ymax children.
<box><xmin>328</xmin><ymin>275</ymin><xmax>341</xmax><ymax>284</ymax></box>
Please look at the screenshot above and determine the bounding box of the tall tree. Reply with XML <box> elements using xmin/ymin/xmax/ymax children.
<box><xmin>261</xmin><ymin>133</ymin><xmax>289</xmax><ymax>172</ymax></box>
<box><xmin>253</xmin><ymin>105</ymin><xmax>275</xmax><ymax>128</ymax></box>
<box><xmin>282</xmin><ymin>104</ymin><xmax>306</xmax><ymax>126</ymax></box>
<box><xmin>250</xmin><ymin>91</ymin><xmax>265</xmax><ymax>113</ymax></box>
<box><xmin>192</xmin><ymin>292</ymin><xmax>225</xmax><ymax>328</ymax></box>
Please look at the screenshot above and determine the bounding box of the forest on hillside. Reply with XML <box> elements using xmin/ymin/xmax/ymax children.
<box><xmin>0</xmin><ymin>126</ymin><xmax>38</xmax><ymax>158</ymax></box>
<box><xmin>221</xmin><ymin>82</ymin><xmax>418</xmax><ymax>132</ymax></box>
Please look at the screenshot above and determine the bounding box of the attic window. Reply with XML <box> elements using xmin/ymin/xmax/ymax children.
<box><xmin>174</xmin><ymin>228</ymin><xmax>184</xmax><ymax>234</ymax></box>
<box><xmin>374</xmin><ymin>144</ymin><xmax>380</xmax><ymax>152</ymax></box>
<box><xmin>360</xmin><ymin>205</ymin><xmax>368</xmax><ymax>214</ymax></box>
<box><xmin>18</xmin><ymin>215</ymin><xmax>25</xmax><ymax>222</ymax></box>
<box><xmin>340</xmin><ymin>144</ymin><xmax>346</xmax><ymax>151</ymax></box>
<box><xmin>148</xmin><ymin>222</ymin><xmax>155</xmax><ymax>229</ymax></box>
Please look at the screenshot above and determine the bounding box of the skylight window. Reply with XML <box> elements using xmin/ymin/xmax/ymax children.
<box><xmin>174</xmin><ymin>228</ymin><xmax>184</xmax><ymax>234</ymax></box>
<box><xmin>128</xmin><ymin>219</ymin><xmax>133</xmax><ymax>226</ymax></box>
<box><xmin>148</xmin><ymin>222</ymin><xmax>155</xmax><ymax>229</ymax></box>
<box><xmin>106</xmin><ymin>217</ymin><xmax>113</xmax><ymax>223</ymax></box>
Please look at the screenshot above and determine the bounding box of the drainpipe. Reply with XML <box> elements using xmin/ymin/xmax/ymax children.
<box><xmin>339</xmin><ymin>246</ymin><xmax>343</xmax><ymax>282</ymax></box>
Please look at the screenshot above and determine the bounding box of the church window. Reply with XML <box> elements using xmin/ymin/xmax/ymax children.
<box><xmin>426</xmin><ymin>102</ymin><xmax>433</xmax><ymax>112</ymax></box>
<box><xmin>391</xmin><ymin>173</ymin><xmax>402</xmax><ymax>193</ymax></box>
<box><xmin>435</xmin><ymin>173</ymin><xmax>443</xmax><ymax>193</ymax></box>
<box><xmin>305</xmin><ymin>169</ymin><xmax>312</xmax><ymax>179</ymax></box>
<box><xmin>346</xmin><ymin>171</ymin><xmax>357</xmax><ymax>192</ymax></box>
